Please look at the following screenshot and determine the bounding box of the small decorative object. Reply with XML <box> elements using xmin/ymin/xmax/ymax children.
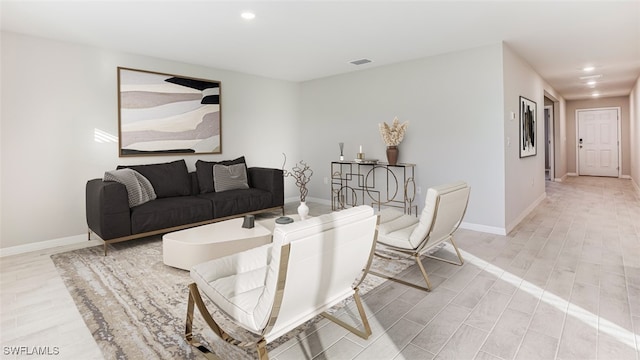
<box><xmin>379</xmin><ymin>116</ymin><xmax>409</xmax><ymax>165</ymax></box>
<box><xmin>241</xmin><ymin>214</ymin><xmax>255</xmax><ymax>229</ymax></box>
<box><xmin>357</xmin><ymin>145</ymin><xmax>365</xmax><ymax>160</ymax></box>
<box><xmin>297</xmin><ymin>202</ymin><xmax>309</xmax><ymax>220</ymax></box>
<box><xmin>339</xmin><ymin>142</ymin><xmax>345</xmax><ymax>161</ymax></box>
<box><xmin>519</xmin><ymin>96</ymin><xmax>537</xmax><ymax>158</ymax></box>
<box><xmin>276</xmin><ymin>216</ymin><xmax>294</xmax><ymax>225</ymax></box>
<box><xmin>282</xmin><ymin>153</ymin><xmax>313</xmax><ymax>220</ymax></box>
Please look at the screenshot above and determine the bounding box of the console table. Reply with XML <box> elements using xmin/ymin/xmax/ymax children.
<box><xmin>330</xmin><ymin>161</ymin><xmax>417</xmax><ymax>215</ymax></box>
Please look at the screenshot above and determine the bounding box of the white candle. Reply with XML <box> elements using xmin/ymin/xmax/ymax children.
<box><xmin>359</xmin><ymin>145</ymin><xmax>362</xmax><ymax>153</ymax></box>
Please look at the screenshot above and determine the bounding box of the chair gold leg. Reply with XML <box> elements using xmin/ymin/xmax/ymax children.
<box><xmin>450</xmin><ymin>237</ymin><xmax>465</xmax><ymax>265</ymax></box>
<box><xmin>321</xmin><ymin>288</ymin><xmax>372</xmax><ymax>339</ymax></box>
<box><xmin>186</xmin><ymin>283</ymin><xmax>268</xmax><ymax>359</ymax></box>
<box><xmin>369</xmin><ymin>251</ymin><xmax>432</xmax><ymax>291</ymax></box>
<box><xmin>424</xmin><ymin>239</ymin><xmax>464</xmax><ymax>266</ymax></box>
<box><xmin>256</xmin><ymin>339</ymin><xmax>268</xmax><ymax>360</ymax></box>
<box><xmin>414</xmin><ymin>254</ymin><xmax>433</xmax><ymax>290</ymax></box>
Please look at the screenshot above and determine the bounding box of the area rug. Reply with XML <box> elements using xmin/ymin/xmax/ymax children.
<box><xmin>51</xmin><ymin>237</ymin><xmax>415</xmax><ymax>359</ymax></box>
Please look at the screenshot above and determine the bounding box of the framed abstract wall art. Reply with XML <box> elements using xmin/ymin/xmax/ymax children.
<box><xmin>519</xmin><ymin>96</ymin><xmax>537</xmax><ymax>158</ymax></box>
<box><xmin>117</xmin><ymin>67</ymin><xmax>221</xmax><ymax>156</ymax></box>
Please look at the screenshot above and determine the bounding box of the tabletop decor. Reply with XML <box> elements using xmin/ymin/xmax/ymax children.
<box><xmin>282</xmin><ymin>153</ymin><xmax>314</xmax><ymax>220</ymax></box>
<box><xmin>379</xmin><ymin>116</ymin><xmax>409</xmax><ymax>165</ymax></box>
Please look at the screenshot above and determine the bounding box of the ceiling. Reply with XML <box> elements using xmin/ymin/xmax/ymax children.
<box><xmin>2</xmin><ymin>1</ymin><xmax>639</xmax><ymax>100</ymax></box>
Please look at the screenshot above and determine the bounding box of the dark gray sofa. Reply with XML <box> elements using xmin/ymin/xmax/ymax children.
<box><xmin>86</xmin><ymin>158</ymin><xmax>284</xmax><ymax>254</ymax></box>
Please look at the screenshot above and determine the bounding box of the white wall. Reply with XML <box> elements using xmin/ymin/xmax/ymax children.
<box><xmin>502</xmin><ymin>44</ymin><xmax>549</xmax><ymax>232</ymax></box>
<box><xmin>631</xmin><ymin>75</ymin><xmax>640</xmax><ymax>192</ymax></box>
<box><xmin>300</xmin><ymin>44</ymin><xmax>506</xmax><ymax>232</ymax></box>
<box><xmin>1</xmin><ymin>31</ymin><xmax>300</xmax><ymax>249</ymax></box>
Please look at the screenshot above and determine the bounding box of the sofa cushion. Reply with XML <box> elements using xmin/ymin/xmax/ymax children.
<box><xmin>213</xmin><ymin>163</ymin><xmax>249</xmax><ymax>192</ymax></box>
<box><xmin>118</xmin><ymin>160</ymin><xmax>191</xmax><ymax>198</ymax></box>
<box><xmin>198</xmin><ymin>188</ymin><xmax>272</xmax><ymax>218</ymax></box>
<box><xmin>196</xmin><ymin>157</ymin><xmax>246</xmax><ymax>194</ymax></box>
<box><xmin>130</xmin><ymin>196</ymin><xmax>212</xmax><ymax>234</ymax></box>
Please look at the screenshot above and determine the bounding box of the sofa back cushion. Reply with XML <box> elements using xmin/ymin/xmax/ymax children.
<box><xmin>196</xmin><ymin>156</ymin><xmax>246</xmax><ymax>193</ymax></box>
<box><xmin>117</xmin><ymin>159</ymin><xmax>191</xmax><ymax>198</ymax></box>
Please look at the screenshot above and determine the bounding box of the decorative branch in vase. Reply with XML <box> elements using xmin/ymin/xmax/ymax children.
<box><xmin>282</xmin><ymin>153</ymin><xmax>313</xmax><ymax>220</ymax></box>
<box><xmin>378</xmin><ymin>117</ymin><xmax>409</xmax><ymax>165</ymax></box>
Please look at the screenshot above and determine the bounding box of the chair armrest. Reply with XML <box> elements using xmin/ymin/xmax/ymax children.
<box><xmin>248</xmin><ymin>167</ymin><xmax>284</xmax><ymax>207</ymax></box>
<box><xmin>86</xmin><ymin>179</ymin><xmax>132</xmax><ymax>240</ymax></box>
<box><xmin>190</xmin><ymin>243</ymin><xmax>272</xmax><ymax>282</ymax></box>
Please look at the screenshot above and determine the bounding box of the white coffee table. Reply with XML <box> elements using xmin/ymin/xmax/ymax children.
<box><xmin>163</xmin><ymin>218</ymin><xmax>272</xmax><ymax>270</ymax></box>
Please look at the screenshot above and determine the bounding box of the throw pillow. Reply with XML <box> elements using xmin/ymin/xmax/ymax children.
<box><xmin>213</xmin><ymin>163</ymin><xmax>249</xmax><ymax>192</ymax></box>
<box><xmin>196</xmin><ymin>156</ymin><xmax>246</xmax><ymax>193</ymax></box>
<box><xmin>117</xmin><ymin>159</ymin><xmax>191</xmax><ymax>198</ymax></box>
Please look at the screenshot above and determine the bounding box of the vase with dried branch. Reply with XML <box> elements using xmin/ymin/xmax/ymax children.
<box><xmin>282</xmin><ymin>154</ymin><xmax>313</xmax><ymax>220</ymax></box>
<box><xmin>378</xmin><ymin>117</ymin><xmax>409</xmax><ymax>165</ymax></box>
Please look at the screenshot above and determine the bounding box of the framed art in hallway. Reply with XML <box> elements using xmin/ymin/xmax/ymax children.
<box><xmin>117</xmin><ymin>67</ymin><xmax>221</xmax><ymax>156</ymax></box>
<box><xmin>519</xmin><ymin>96</ymin><xmax>537</xmax><ymax>158</ymax></box>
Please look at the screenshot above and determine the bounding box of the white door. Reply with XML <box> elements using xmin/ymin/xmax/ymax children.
<box><xmin>577</xmin><ymin>109</ymin><xmax>619</xmax><ymax>177</ymax></box>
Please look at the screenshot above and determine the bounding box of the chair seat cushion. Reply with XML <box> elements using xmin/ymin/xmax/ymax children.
<box><xmin>190</xmin><ymin>244</ymin><xmax>272</xmax><ymax>333</ymax></box>
<box><xmin>377</xmin><ymin>208</ymin><xmax>421</xmax><ymax>250</ymax></box>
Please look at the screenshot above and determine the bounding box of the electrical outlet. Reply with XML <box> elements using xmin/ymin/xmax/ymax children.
<box><xmin>417</xmin><ymin>186</ymin><xmax>422</xmax><ymax>194</ymax></box>
<box><xmin>323</xmin><ymin>177</ymin><xmax>328</xmax><ymax>185</ymax></box>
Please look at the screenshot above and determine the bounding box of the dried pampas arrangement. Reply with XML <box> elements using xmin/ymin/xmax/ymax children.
<box><xmin>379</xmin><ymin>117</ymin><xmax>409</xmax><ymax>146</ymax></box>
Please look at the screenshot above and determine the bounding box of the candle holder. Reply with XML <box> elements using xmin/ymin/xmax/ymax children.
<box><xmin>356</xmin><ymin>152</ymin><xmax>365</xmax><ymax>160</ymax></box>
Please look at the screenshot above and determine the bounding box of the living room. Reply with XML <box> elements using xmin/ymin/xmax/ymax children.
<box><xmin>1</xmin><ymin>1</ymin><xmax>639</xmax><ymax>359</ymax></box>
<box><xmin>1</xmin><ymin>2</ymin><xmax>639</xmax><ymax>254</ymax></box>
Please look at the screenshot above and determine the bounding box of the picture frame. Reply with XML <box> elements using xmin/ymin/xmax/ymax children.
<box><xmin>519</xmin><ymin>96</ymin><xmax>537</xmax><ymax>158</ymax></box>
<box><xmin>117</xmin><ymin>67</ymin><xmax>221</xmax><ymax>157</ymax></box>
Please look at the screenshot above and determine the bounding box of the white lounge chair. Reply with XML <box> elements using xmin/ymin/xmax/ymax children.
<box><xmin>371</xmin><ymin>181</ymin><xmax>470</xmax><ymax>291</ymax></box>
<box><xmin>185</xmin><ymin>205</ymin><xmax>379</xmax><ymax>359</ymax></box>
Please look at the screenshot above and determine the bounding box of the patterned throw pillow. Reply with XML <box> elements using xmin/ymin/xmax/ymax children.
<box><xmin>213</xmin><ymin>163</ymin><xmax>249</xmax><ymax>192</ymax></box>
<box><xmin>196</xmin><ymin>156</ymin><xmax>246</xmax><ymax>193</ymax></box>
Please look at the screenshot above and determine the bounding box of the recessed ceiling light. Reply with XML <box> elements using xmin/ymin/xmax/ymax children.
<box><xmin>241</xmin><ymin>12</ymin><xmax>255</xmax><ymax>20</ymax></box>
<box><xmin>592</xmin><ymin>93</ymin><xmax>600</xmax><ymax>97</ymax></box>
<box><xmin>587</xmin><ymin>80</ymin><xmax>597</xmax><ymax>86</ymax></box>
<box><xmin>579</xmin><ymin>74</ymin><xmax>602</xmax><ymax>80</ymax></box>
<box><xmin>582</xmin><ymin>66</ymin><xmax>595</xmax><ymax>72</ymax></box>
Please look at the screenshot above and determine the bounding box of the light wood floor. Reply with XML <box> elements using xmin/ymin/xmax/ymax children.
<box><xmin>1</xmin><ymin>176</ymin><xmax>639</xmax><ymax>359</ymax></box>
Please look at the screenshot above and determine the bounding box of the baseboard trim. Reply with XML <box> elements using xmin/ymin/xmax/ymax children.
<box><xmin>505</xmin><ymin>192</ymin><xmax>547</xmax><ymax>234</ymax></box>
<box><xmin>459</xmin><ymin>222</ymin><xmax>506</xmax><ymax>235</ymax></box>
<box><xmin>554</xmin><ymin>173</ymin><xmax>568</xmax><ymax>182</ymax></box>
<box><xmin>567</xmin><ymin>173</ymin><xmax>578</xmax><ymax>177</ymax></box>
<box><xmin>0</xmin><ymin>234</ymin><xmax>102</xmax><ymax>258</ymax></box>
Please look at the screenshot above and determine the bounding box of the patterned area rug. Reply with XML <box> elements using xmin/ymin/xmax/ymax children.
<box><xmin>51</xmin><ymin>237</ymin><xmax>415</xmax><ymax>359</ymax></box>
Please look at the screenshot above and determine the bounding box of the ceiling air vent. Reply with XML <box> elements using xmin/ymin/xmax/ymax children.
<box><xmin>350</xmin><ymin>59</ymin><xmax>372</xmax><ymax>66</ymax></box>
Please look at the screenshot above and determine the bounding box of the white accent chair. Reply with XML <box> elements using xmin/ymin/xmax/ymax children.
<box><xmin>371</xmin><ymin>181</ymin><xmax>470</xmax><ymax>291</ymax></box>
<box><xmin>185</xmin><ymin>206</ymin><xmax>379</xmax><ymax>360</ymax></box>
